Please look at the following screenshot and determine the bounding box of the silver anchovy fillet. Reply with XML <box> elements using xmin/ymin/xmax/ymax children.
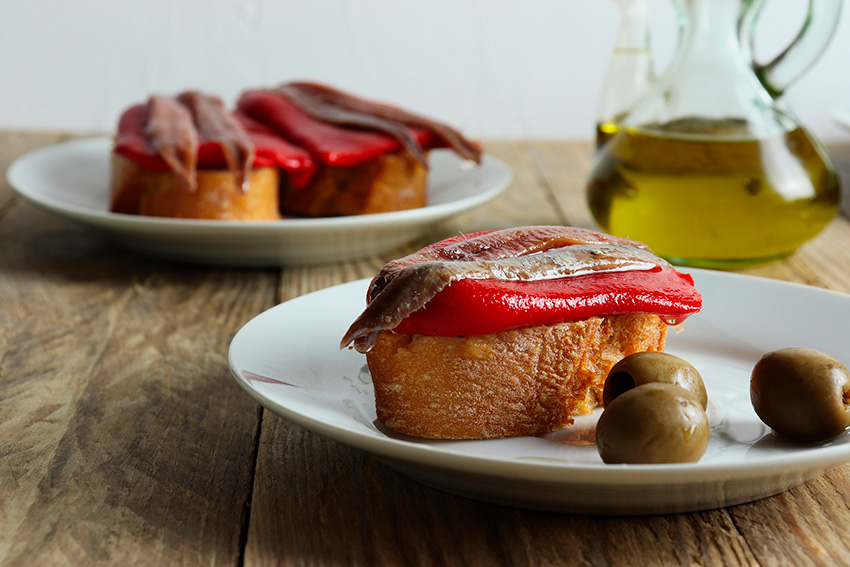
<box><xmin>341</xmin><ymin>243</ymin><xmax>668</xmax><ymax>353</ymax></box>
<box><xmin>367</xmin><ymin>226</ymin><xmax>651</xmax><ymax>303</ymax></box>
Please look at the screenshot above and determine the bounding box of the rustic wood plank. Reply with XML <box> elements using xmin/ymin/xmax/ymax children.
<box><xmin>728</xmin><ymin>467</ymin><xmax>850</xmax><ymax>567</ymax></box>
<box><xmin>524</xmin><ymin>140</ymin><xmax>598</xmax><ymax>229</ymax></box>
<box><xmin>0</xmin><ymin>201</ymin><xmax>276</xmax><ymax>565</ymax></box>
<box><xmin>245</xmin><ymin>414</ymin><xmax>764</xmax><ymax>567</ymax></box>
<box><xmin>245</xmin><ymin>415</ymin><xmax>515</xmax><ymax>567</ymax></box>
<box><xmin>277</xmin><ymin>259</ymin><xmax>383</xmax><ymax>301</ymax></box>
<box><xmin>785</xmin><ymin>218</ymin><xmax>850</xmax><ymax>294</ymax></box>
<box><xmin>434</xmin><ymin>141</ymin><xmax>567</xmax><ymax>234</ymax></box>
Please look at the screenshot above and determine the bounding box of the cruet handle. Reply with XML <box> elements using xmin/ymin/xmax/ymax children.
<box><xmin>744</xmin><ymin>0</ymin><xmax>843</xmax><ymax>97</ymax></box>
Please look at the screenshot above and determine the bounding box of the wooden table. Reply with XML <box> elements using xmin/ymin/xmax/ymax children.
<box><xmin>3</xmin><ymin>131</ymin><xmax>850</xmax><ymax>567</ymax></box>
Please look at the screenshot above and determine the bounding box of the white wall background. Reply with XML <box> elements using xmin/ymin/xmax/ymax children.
<box><xmin>1</xmin><ymin>0</ymin><xmax>848</xmax><ymax>141</ymax></box>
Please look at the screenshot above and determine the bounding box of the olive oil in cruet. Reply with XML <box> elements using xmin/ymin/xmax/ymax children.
<box><xmin>588</xmin><ymin>119</ymin><xmax>839</xmax><ymax>268</ymax></box>
<box><xmin>587</xmin><ymin>0</ymin><xmax>842</xmax><ymax>268</ymax></box>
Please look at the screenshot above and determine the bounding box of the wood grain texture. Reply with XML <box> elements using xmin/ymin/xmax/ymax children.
<box><xmin>2</xmin><ymin>133</ymin><xmax>850</xmax><ymax>566</ymax></box>
<box><xmin>0</xmin><ymin>142</ymin><xmax>279</xmax><ymax>565</ymax></box>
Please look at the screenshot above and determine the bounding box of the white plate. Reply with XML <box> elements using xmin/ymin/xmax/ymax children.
<box><xmin>228</xmin><ymin>269</ymin><xmax>850</xmax><ymax>515</ymax></box>
<box><xmin>6</xmin><ymin>138</ymin><xmax>511</xmax><ymax>266</ymax></box>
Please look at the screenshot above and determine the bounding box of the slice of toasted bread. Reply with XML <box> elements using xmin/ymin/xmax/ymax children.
<box><xmin>365</xmin><ymin>313</ymin><xmax>668</xmax><ymax>439</ymax></box>
<box><xmin>110</xmin><ymin>153</ymin><xmax>281</xmax><ymax>220</ymax></box>
<box><xmin>279</xmin><ymin>150</ymin><xmax>426</xmax><ymax>217</ymax></box>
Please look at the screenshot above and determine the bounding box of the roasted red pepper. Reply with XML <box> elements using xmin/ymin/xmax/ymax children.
<box><xmin>237</xmin><ymin>90</ymin><xmax>440</xmax><ymax>169</ymax></box>
<box><xmin>392</xmin><ymin>268</ymin><xmax>701</xmax><ymax>337</ymax></box>
<box><xmin>273</xmin><ymin>82</ymin><xmax>481</xmax><ymax>165</ymax></box>
<box><xmin>394</xmin><ymin>230</ymin><xmax>701</xmax><ymax>337</ymax></box>
<box><xmin>114</xmin><ymin>101</ymin><xmax>316</xmax><ymax>188</ymax></box>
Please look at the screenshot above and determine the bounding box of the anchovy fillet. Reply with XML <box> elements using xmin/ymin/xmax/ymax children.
<box><xmin>146</xmin><ymin>95</ymin><xmax>198</xmax><ymax>189</ymax></box>
<box><xmin>276</xmin><ymin>82</ymin><xmax>482</xmax><ymax>167</ymax></box>
<box><xmin>146</xmin><ymin>92</ymin><xmax>255</xmax><ymax>191</ymax></box>
<box><xmin>341</xmin><ymin>243</ymin><xmax>668</xmax><ymax>353</ymax></box>
<box><xmin>369</xmin><ymin>226</ymin><xmax>651</xmax><ymax>302</ymax></box>
<box><xmin>177</xmin><ymin>91</ymin><xmax>255</xmax><ymax>192</ymax></box>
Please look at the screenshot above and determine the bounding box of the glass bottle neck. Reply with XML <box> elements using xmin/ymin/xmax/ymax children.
<box><xmin>676</xmin><ymin>0</ymin><xmax>745</xmax><ymax>66</ymax></box>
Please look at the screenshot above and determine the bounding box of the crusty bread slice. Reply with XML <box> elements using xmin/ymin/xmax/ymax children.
<box><xmin>110</xmin><ymin>154</ymin><xmax>281</xmax><ymax>220</ymax></box>
<box><xmin>365</xmin><ymin>313</ymin><xmax>668</xmax><ymax>439</ymax></box>
<box><xmin>279</xmin><ymin>150</ymin><xmax>426</xmax><ymax>217</ymax></box>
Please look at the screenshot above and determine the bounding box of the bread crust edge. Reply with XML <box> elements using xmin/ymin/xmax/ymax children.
<box><xmin>365</xmin><ymin>314</ymin><xmax>668</xmax><ymax>439</ymax></box>
<box><xmin>110</xmin><ymin>153</ymin><xmax>282</xmax><ymax>220</ymax></box>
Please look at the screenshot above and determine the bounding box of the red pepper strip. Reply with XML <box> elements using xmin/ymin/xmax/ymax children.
<box><xmin>277</xmin><ymin>82</ymin><xmax>482</xmax><ymax>166</ymax></box>
<box><xmin>234</xmin><ymin>113</ymin><xmax>316</xmax><ymax>189</ymax></box>
<box><xmin>146</xmin><ymin>95</ymin><xmax>198</xmax><ymax>189</ymax></box>
<box><xmin>237</xmin><ymin>90</ymin><xmax>439</xmax><ymax>168</ymax></box>
<box><xmin>114</xmin><ymin>104</ymin><xmax>164</xmax><ymax>171</ymax></box>
<box><xmin>177</xmin><ymin>91</ymin><xmax>255</xmax><ymax>192</ymax></box>
<box><xmin>113</xmin><ymin>104</ymin><xmax>316</xmax><ymax>188</ymax></box>
<box><xmin>391</xmin><ymin>267</ymin><xmax>702</xmax><ymax>337</ymax></box>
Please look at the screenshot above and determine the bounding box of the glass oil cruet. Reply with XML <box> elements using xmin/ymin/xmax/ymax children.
<box><xmin>596</xmin><ymin>0</ymin><xmax>655</xmax><ymax>148</ymax></box>
<box><xmin>587</xmin><ymin>0</ymin><xmax>843</xmax><ymax>269</ymax></box>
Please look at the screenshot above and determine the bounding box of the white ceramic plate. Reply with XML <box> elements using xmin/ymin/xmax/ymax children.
<box><xmin>228</xmin><ymin>269</ymin><xmax>850</xmax><ymax>515</ymax></box>
<box><xmin>6</xmin><ymin>138</ymin><xmax>511</xmax><ymax>266</ymax></box>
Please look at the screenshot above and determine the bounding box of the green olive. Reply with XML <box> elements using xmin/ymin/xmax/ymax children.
<box><xmin>603</xmin><ymin>351</ymin><xmax>707</xmax><ymax>409</ymax></box>
<box><xmin>596</xmin><ymin>383</ymin><xmax>710</xmax><ymax>464</ymax></box>
<box><xmin>750</xmin><ymin>347</ymin><xmax>850</xmax><ymax>442</ymax></box>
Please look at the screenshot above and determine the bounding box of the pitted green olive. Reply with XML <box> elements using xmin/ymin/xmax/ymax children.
<box><xmin>603</xmin><ymin>351</ymin><xmax>707</xmax><ymax>409</ymax></box>
<box><xmin>596</xmin><ymin>383</ymin><xmax>709</xmax><ymax>464</ymax></box>
<box><xmin>750</xmin><ymin>347</ymin><xmax>850</xmax><ymax>442</ymax></box>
